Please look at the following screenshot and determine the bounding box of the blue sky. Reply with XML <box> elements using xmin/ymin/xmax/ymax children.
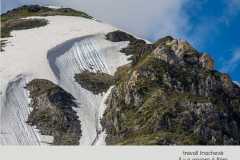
<box><xmin>1</xmin><ymin>0</ymin><xmax>240</xmax><ymax>82</ymax></box>
<box><xmin>182</xmin><ymin>0</ymin><xmax>240</xmax><ymax>82</ymax></box>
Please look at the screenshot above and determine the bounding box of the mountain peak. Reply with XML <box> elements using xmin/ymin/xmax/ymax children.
<box><xmin>101</xmin><ymin>30</ymin><xmax>240</xmax><ymax>145</ymax></box>
<box><xmin>1</xmin><ymin>5</ymin><xmax>240</xmax><ymax>146</ymax></box>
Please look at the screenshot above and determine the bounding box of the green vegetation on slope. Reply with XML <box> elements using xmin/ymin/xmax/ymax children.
<box><xmin>0</xmin><ymin>5</ymin><xmax>93</xmax><ymax>51</ymax></box>
<box><xmin>101</xmin><ymin>31</ymin><xmax>240</xmax><ymax>145</ymax></box>
<box><xmin>1</xmin><ymin>5</ymin><xmax>92</xmax><ymax>24</ymax></box>
<box><xmin>74</xmin><ymin>71</ymin><xmax>115</xmax><ymax>94</ymax></box>
<box><xmin>1</xmin><ymin>18</ymin><xmax>48</xmax><ymax>38</ymax></box>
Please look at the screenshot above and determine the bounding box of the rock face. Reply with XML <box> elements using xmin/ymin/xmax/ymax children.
<box><xmin>74</xmin><ymin>71</ymin><xmax>115</xmax><ymax>95</ymax></box>
<box><xmin>199</xmin><ymin>53</ymin><xmax>214</xmax><ymax>70</ymax></box>
<box><xmin>106</xmin><ymin>30</ymin><xmax>154</xmax><ymax>64</ymax></box>
<box><xmin>101</xmin><ymin>31</ymin><xmax>240</xmax><ymax>145</ymax></box>
<box><xmin>26</xmin><ymin>79</ymin><xmax>81</xmax><ymax>145</ymax></box>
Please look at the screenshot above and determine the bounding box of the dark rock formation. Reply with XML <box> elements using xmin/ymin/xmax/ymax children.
<box><xmin>102</xmin><ymin>31</ymin><xmax>240</xmax><ymax>145</ymax></box>
<box><xmin>26</xmin><ymin>79</ymin><xmax>81</xmax><ymax>145</ymax></box>
<box><xmin>74</xmin><ymin>71</ymin><xmax>115</xmax><ymax>95</ymax></box>
<box><xmin>1</xmin><ymin>18</ymin><xmax>48</xmax><ymax>38</ymax></box>
<box><xmin>1</xmin><ymin>5</ymin><xmax>92</xmax><ymax>20</ymax></box>
<box><xmin>106</xmin><ymin>30</ymin><xmax>137</xmax><ymax>42</ymax></box>
<box><xmin>106</xmin><ymin>30</ymin><xmax>155</xmax><ymax>64</ymax></box>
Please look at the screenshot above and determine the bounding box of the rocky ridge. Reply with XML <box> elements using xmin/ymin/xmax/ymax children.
<box><xmin>1</xmin><ymin>5</ymin><xmax>240</xmax><ymax>146</ymax></box>
<box><xmin>101</xmin><ymin>31</ymin><xmax>240</xmax><ymax>145</ymax></box>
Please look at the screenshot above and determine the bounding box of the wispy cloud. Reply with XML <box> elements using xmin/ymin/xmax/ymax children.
<box><xmin>220</xmin><ymin>0</ymin><xmax>240</xmax><ymax>25</ymax></box>
<box><xmin>185</xmin><ymin>0</ymin><xmax>240</xmax><ymax>49</ymax></box>
<box><xmin>226</xmin><ymin>0</ymin><xmax>240</xmax><ymax>15</ymax></box>
<box><xmin>221</xmin><ymin>48</ymin><xmax>240</xmax><ymax>73</ymax></box>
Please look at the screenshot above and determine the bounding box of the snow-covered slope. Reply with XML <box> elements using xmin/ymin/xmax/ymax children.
<box><xmin>234</xmin><ymin>81</ymin><xmax>240</xmax><ymax>87</ymax></box>
<box><xmin>0</xmin><ymin>16</ymin><xmax>130</xmax><ymax>145</ymax></box>
<box><xmin>0</xmin><ymin>75</ymin><xmax>40</xmax><ymax>145</ymax></box>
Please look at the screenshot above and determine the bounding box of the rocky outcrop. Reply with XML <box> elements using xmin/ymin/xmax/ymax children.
<box><xmin>102</xmin><ymin>32</ymin><xmax>240</xmax><ymax>145</ymax></box>
<box><xmin>106</xmin><ymin>30</ymin><xmax>154</xmax><ymax>64</ymax></box>
<box><xmin>1</xmin><ymin>5</ymin><xmax>92</xmax><ymax>20</ymax></box>
<box><xmin>1</xmin><ymin>18</ymin><xmax>48</xmax><ymax>38</ymax></box>
<box><xmin>1</xmin><ymin>5</ymin><xmax>92</xmax><ymax>38</ymax></box>
<box><xmin>74</xmin><ymin>71</ymin><xmax>115</xmax><ymax>95</ymax></box>
<box><xmin>26</xmin><ymin>79</ymin><xmax>81</xmax><ymax>145</ymax></box>
<box><xmin>106</xmin><ymin>30</ymin><xmax>137</xmax><ymax>42</ymax></box>
<box><xmin>199</xmin><ymin>53</ymin><xmax>214</xmax><ymax>70</ymax></box>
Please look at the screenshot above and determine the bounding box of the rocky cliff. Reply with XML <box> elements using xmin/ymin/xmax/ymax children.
<box><xmin>26</xmin><ymin>79</ymin><xmax>81</xmax><ymax>145</ymax></box>
<box><xmin>101</xmin><ymin>31</ymin><xmax>240</xmax><ymax>145</ymax></box>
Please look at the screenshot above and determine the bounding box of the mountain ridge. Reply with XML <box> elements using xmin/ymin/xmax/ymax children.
<box><xmin>0</xmin><ymin>5</ymin><xmax>239</xmax><ymax>145</ymax></box>
<box><xmin>101</xmin><ymin>31</ymin><xmax>240</xmax><ymax>145</ymax></box>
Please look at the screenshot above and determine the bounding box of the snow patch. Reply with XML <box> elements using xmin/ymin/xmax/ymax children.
<box><xmin>45</xmin><ymin>5</ymin><xmax>62</xmax><ymax>9</ymax></box>
<box><xmin>0</xmin><ymin>15</ymin><xmax>131</xmax><ymax>145</ymax></box>
<box><xmin>47</xmin><ymin>35</ymin><xmax>129</xmax><ymax>145</ymax></box>
<box><xmin>0</xmin><ymin>75</ymin><xmax>41</xmax><ymax>145</ymax></box>
<box><xmin>94</xmin><ymin>86</ymin><xmax>114</xmax><ymax>145</ymax></box>
<box><xmin>234</xmin><ymin>81</ymin><xmax>240</xmax><ymax>87</ymax></box>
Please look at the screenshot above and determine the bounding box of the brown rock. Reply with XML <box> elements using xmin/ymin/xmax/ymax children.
<box><xmin>221</xmin><ymin>73</ymin><xmax>233</xmax><ymax>91</ymax></box>
<box><xmin>199</xmin><ymin>53</ymin><xmax>214</xmax><ymax>70</ymax></box>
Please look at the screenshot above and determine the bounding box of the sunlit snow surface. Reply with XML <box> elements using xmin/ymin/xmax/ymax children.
<box><xmin>0</xmin><ymin>16</ymin><xmax>130</xmax><ymax>145</ymax></box>
<box><xmin>48</xmin><ymin>35</ymin><xmax>128</xmax><ymax>145</ymax></box>
<box><xmin>234</xmin><ymin>81</ymin><xmax>240</xmax><ymax>87</ymax></box>
<box><xmin>0</xmin><ymin>75</ymin><xmax>40</xmax><ymax>145</ymax></box>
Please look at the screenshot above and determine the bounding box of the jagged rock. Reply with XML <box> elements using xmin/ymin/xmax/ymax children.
<box><xmin>221</xmin><ymin>73</ymin><xmax>233</xmax><ymax>91</ymax></box>
<box><xmin>106</xmin><ymin>30</ymin><xmax>154</xmax><ymax>64</ymax></box>
<box><xmin>102</xmin><ymin>31</ymin><xmax>240</xmax><ymax>145</ymax></box>
<box><xmin>199</xmin><ymin>53</ymin><xmax>214</xmax><ymax>70</ymax></box>
<box><xmin>167</xmin><ymin>39</ymin><xmax>197</xmax><ymax>58</ymax></box>
<box><xmin>154</xmin><ymin>36</ymin><xmax>174</xmax><ymax>47</ymax></box>
<box><xmin>153</xmin><ymin>38</ymin><xmax>201</xmax><ymax>66</ymax></box>
<box><xmin>26</xmin><ymin>79</ymin><xmax>81</xmax><ymax>145</ymax></box>
<box><xmin>106</xmin><ymin>30</ymin><xmax>137</xmax><ymax>42</ymax></box>
<box><xmin>153</xmin><ymin>46</ymin><xmax>178</xmax><ymax>65</ymax></box>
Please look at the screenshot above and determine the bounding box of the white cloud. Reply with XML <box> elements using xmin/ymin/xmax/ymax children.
<box><xmin>2</xmin><ymin>0</ymin><xmax>190</xmax><ymax>41</ymax></box>
<box><xmin>221</xmin><ymin>48</ymin><xmax>240</xmax><ymax>73</ymax></box>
